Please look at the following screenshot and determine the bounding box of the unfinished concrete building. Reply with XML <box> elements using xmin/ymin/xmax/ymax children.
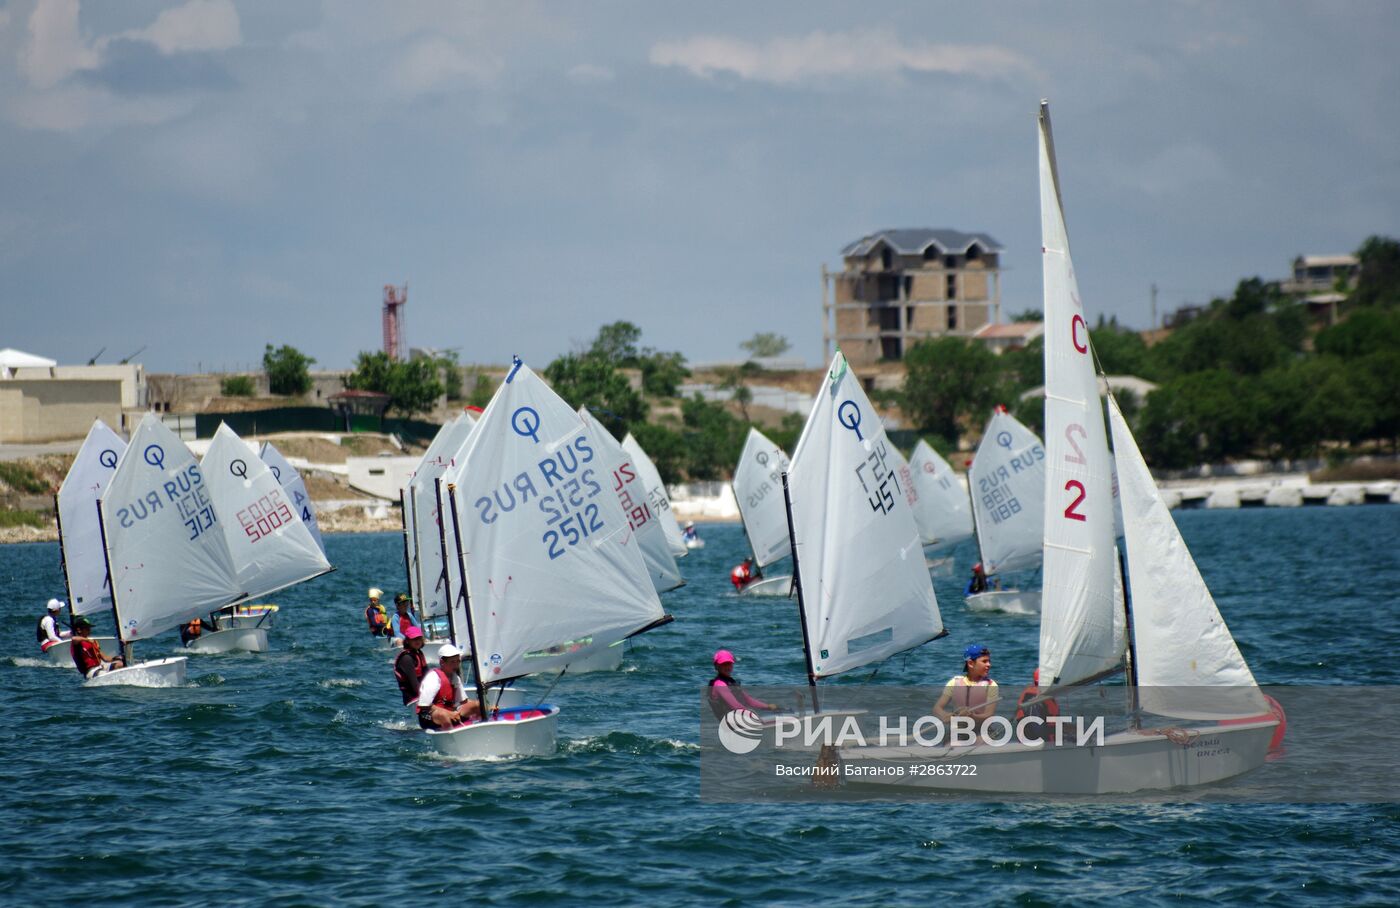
<box><xmin>823</xmin><ymin>228</ymin><xmax>1003</xmax><ymax>368</ymax></box>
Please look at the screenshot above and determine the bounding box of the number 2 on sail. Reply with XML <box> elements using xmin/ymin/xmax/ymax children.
<box><xmin>1063</xmin><ymin>480</ymin><xmax>1087</xmax><ymax>522</ymax></box>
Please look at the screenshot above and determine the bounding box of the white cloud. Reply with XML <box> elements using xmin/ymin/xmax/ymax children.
<box><xmin>115</xmin><ymin>0</ymin><xmax>242</xmax><ymax>55</ymax></box>
<box><xmin>390</xmin><ymin>35</ymin><xmax>501</xmax><ymax>96</ymax></box>
<box><xmin>20</xmin><ymin>0</ymin><xmax>99</xmax><ymax>89</ymax></box>
<box><xmin>649</xmin><ymin>29</ymin><xmax>1037</xmax><ymax>85</ymax></box>
<box><xmin>568</xmin><ymin>63</ymin><xmax>614</xmax><ymax>84</ymax></box>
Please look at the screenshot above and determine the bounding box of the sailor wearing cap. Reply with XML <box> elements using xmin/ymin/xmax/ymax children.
<box><xmin>416</xmin><ymin>644</ymin><xmax>485</xmax><ymax>729</ymax></box>
<box><xmin>365</xmin><ymin>588</ymin><xmax>392</xmax><ymax>638</ymax></box>
<box><xmin>933</xmin><ymin>644</ymin><xmax>999</xmax><ymax>731</ymax></box>
<box><xmin>706</xmin><ymin>649</ymin><xmax>779</xmax><ymax>719</ymax></box>
<box><xmin>36</xmin><ymin>598</ymin><xmax>70</xmax><ymax>652</ymax></box>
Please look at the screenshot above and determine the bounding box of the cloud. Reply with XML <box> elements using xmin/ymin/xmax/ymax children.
<box><xmin>20</xmin><ymin>0</ymin><xmax>99</xmax><ymax>89</ymax></box>
<box><xmin>389</xmin><ymin>35</ymin><xmax>501</xmax><ymax>96</ymax></box>
<box><xmin>114</xmin><ymin>0</ymin><xmax>242</xmax><ymax>55</ymax></box>
<box><xmin>649</xmin><ymin>29</ymin><xmax>1037</xmax><ymax>85</ymax></box>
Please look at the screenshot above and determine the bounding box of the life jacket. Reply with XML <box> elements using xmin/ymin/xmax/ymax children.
<box><xmin>37</xmin><ymin>614</ymin><xmax>61</xmax><ymax>649</ymax></box>
<box><xmin>398</xmin><ymin>612</ymin><xmax>420</xmax><ymax>634</ymax></box>
<box><xmin>707</xmin><ymin>674</ymin><xmax>743</xmax><ymax>719</ymax></box>
<box><xmin>419</xmin><ymin>667</ymin><xmax>460</xmax><ymax>713</ymax></box>
<box><xmin>947</xmin><ymin>676</ymin><xmax>996</xmax><ymax>713</ymax></box>
<box><xmin>187</xmin><ymin>618</ymin><xmax>204</xmax><ymax>638</ymax></box>
<box><xmin>394</xmin><ymin>648</ymin><xmax>428</xmax><ymax>705</ymax></box>
<box><xmin>366</xmin><ymin>604</ymin><xmax>387</xmax><ymax>632</ymax></box>
<box><xmin>730</xmin><ymin>564</ymin><xmax>751</xmax><ymax>589</ymax></box>
<box><xmin>1015</xmin><ymin>684</ymin><xmax>1060</xmax><ymax>724</ymax></box>
<box><xmin>72</xmin><ymin>638</ymin><xmax>103</xmax><ymax>676</ymax></box>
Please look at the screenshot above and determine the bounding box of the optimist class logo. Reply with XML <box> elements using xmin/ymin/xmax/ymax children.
<box><xmin>718</xmin><ymin>709</ymin><xmax>764</xmax><ymax>754</ymax></box>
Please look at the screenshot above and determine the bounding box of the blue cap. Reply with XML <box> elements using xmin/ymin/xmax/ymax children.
<box><xmin>963</xmin><ymin>644</ymin><xmax>989</xmax><ymax>662</ymax></box>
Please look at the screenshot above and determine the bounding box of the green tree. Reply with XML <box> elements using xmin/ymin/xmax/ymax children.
<box><xmin>1090</xmin><ymin>318</ymin><xmax>1152</xmax><ymax>378</ymax></box>
<box><xmin>221</xmin><ymin>375</ymin><xmax>256</xmax><ymax>397</ymax></box>
<box><xmin>739</xmin><ymin>332</ymin><xmax>791</xmax><ymax>359</ymax></box>
<box><xmin>344</xmin><ymin>351</ymin><xmax>443</xmax><ymax>416</ymax></box>
<box><xmin>431</xmin><ymin>350</ymin><xmax>463</xmax><ymax>400</ymax></box>
<box><xmin>629</xmin><ymin>422</ymin><xmax>687</xmax><ymax>485</ymax></box>
<box><xmin>1136</xmin><ymin>370</ymin><xmax>1262</xmax><ymax>468</ymax></box>
<box><xmin>639</xmin><ymin>350</ymin><xmax>689</xmax><ymax>397</ymax></box>
<box><xmin>589</xmin><ymin>321</ymin><xmax>643</xmax><ymax>364</ymax></box>
<box><xmin>465</xmin><ymin>370</ymin><xmax>495</xmax><ymax>409</ymax></box>
<box><xmin>544</xmin><ymin>352</ymin><xmax>647</xmax><ymax>438</ymax></box>
<box><xmin>678</xmin><ymin>394</ymin><xmax>746</xmax><ymax>480</ymax></box>
<box><xmin>1009</xmin><ymin>309</ymin><xmax>1044</xmax><ymax>323</ymax></box>
<box><xmin>902</xmin><ymin>338</ymin><xmax>1005</xmax><ymax>447</ymax></box>
<box><xmin>715</xmin><ymin>361</ymin><xmax>761</xmax><ymax>421</ymax></box>
<box><xmin>263</xmin><ymin>344</ymin><xmax>315</xmax><ymax>396</ymax></box>
<box><xmin>1315</xmin><ymin>308</ymin><xmax>1400</xmax><ymax>359</ymax></box>
<box><xmin>1352</xmin><ymin>235</ymin><xmax>1400</xmax><ymax>308</ymax></box>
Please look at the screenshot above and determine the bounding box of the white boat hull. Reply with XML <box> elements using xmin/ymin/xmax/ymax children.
<box><xmin>185</xmin><ymin>627</ymin><xmax>270</xmax><ymax>654</ymax></box>
<box><xmin>565</xmin><ymin>642</ymin><xmax>624</xmax><ymax>674</ymax></box>
<box><xmin>739</xmin><ymin>575</ymin><xmax>794</xmax><ymax>598</ymax></box>
<box><xmin>425</xmin><ymin>705</ymin><xmax>561</xmax><ymax>758</ymax></box>
<box><xmin>685</xmin><ymin>538</ymin><xmax>705</xmax><ymax>549</ymax></box>
<box><xmin>839</xmin><ymin>720</ymin><xmax>1277</xmax><ymax>794</ymax></box>
<box><xmin>83</xmin><ymin>656</ymin><xmax>187</xmax><ymax>689</ymax></box>
<box><xmin>43</xmin><ymin>636</ymin><xmax>118</xmax><ymax>666</ymax></box>
<box><xmin>215</xmin><ymin>605</ymin><xmax>279</xmax><ymax>629</ymax></box>
<box><xmin>965</xmin><ymin>589</ymin><xmax>1041</xmax><ymax>615</ymax></box>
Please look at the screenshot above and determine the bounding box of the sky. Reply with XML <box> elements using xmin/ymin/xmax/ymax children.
<box><xmin>1</xmin><ymin>0</ymin><xmax>1396</xmax><ymax>373</ymax></box>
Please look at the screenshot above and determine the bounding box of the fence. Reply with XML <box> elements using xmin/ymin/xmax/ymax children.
<box><xmin>191</xmin><ymin>408</ymin><xmax>442</xmax><ymax>443</ymax></box>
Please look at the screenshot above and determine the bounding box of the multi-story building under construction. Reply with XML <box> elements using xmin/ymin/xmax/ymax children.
<box><xmin>823</xmin><ymin>228</ymin><xmax>1003</xmax><ymax>369</ymax></box>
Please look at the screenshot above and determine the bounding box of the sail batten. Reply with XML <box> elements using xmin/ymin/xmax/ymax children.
<box><xmin>787</xmin><ymin>352</ymin><xmax>944</xmax><ymax>679</ymax></box>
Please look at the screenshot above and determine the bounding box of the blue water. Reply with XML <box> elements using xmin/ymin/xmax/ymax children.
<box><xmin>3</xmin><ymin>506</ymin><xmax>1399</xmax><ymax>906</ymax></box>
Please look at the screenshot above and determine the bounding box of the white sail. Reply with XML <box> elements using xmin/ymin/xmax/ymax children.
<box><xmin>57</xmin><ymin>419</ymin><xmax>128</xmax><ymax>616</ymax></box>
<box><xmin>99</xmin><ymin>413</ymin><xmax>241</xmax><ymax>641</ymax></box>
<box><xmin>907</xmin><ymin>439</ymin><xmax>974</xmax><ymax>548</ymax></box>
<box><xmin>444</xmin><ymin>362</ymin><xmax>666</xmax><ymax>684</ymax></box>
<box><xmin>581</xmin><ymin>411</ymin><xmax>684</xmax><ymax>593</ymax></box>
<box><xmin>202</xmin><ymin>423</ymin><xmax>331</xmax><ymax>600</ymax></box>
<box><xmin>258</xmin><ymin>442</ymin><xmax>326</xmax><ymax>555</ymax></box>
<box><xmin>1036</xmin><ymin>101</ymin><xmax>1120</xmax><ymax>689</ymax></box>
<box><xmin>788</xmin><ymin>353</ymin><xmax>944</xmax><ymax>678</ymax></box>
<box><xmin>405</xmin><ymin>413</ymin><xmax>478</xmax><ymax>619</ymax></box>
<box><xmin>969</xmin><ymin>409</ymin><xmax>1046</xmax><ymax>573</ymax></box>
<box><xmin>622</xmin><ymin>432</ymin><xmax>688</xmax><ymax>558</ymax></box>
<box><xmin>1108</xmin><ymin>395</ymin><xmax>1265</xmax><ymax>718</ymax></box>
<box><xmin>733</xmin><ymin>428</ymin><xmax>793</xmax><ymax>568</ymax></box>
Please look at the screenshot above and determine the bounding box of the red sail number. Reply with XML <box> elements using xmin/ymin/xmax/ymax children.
<box><xmin>1071</xmin><ymin>314</ymin><xmax>1088</xmax><ymax>354</ymax></box>
<box><xmin>1063</xmin><ymin>480</ymin><xmax>1087</xmax><ymax>522</ymax></box>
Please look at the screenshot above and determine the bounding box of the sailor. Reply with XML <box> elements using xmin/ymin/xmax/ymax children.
<box><xmin>365</xmin><ymin>588</ymin><xmax>392</xmax><ymax>638</ymax></box>
<box><xmin>37</xmin><ymin>598</ymin><xmax>70</xmax><ymax>652</ymax></box>
<box><xmin>1014</xmin><ymin>668</ymin><xmax>1060</xmax><ymax>741</ymax></box>
<box><xmin>729</xmin><ymin>557</ymin><xmax>761</xmax><ymax>592</ymax></box>
<box><xmin>933</xmin><ymin>644</ymin><xmax>999</xmax><ymax>732</ymax></box>
<box><xmin>707</xmin><ymin>649</ymin><xmax>779</xmax><ymax>718</ymax></box>
<box><xmin>682</xmin><ymin>521</ymin><xmax>699</xmax><ymax>543</ymax></box>
<box><xmin>393</xmin><ymin>626</ymin><xmax>429</xmax><ymax>706</ymax></box>
<box><xmin>416</xmin><ymin>644</ymin><xmax>485</xmax><ymax>730</ymax></box>
<box><xmin>965</xmin><ymin>562</ymin><xmax>989</xmax><ymax>595</ymax></box>
<box><xmin>179</xmin><ymin>616</ymin><xmax>210</xmax><ymax>646</ymax></box>
<box><xmin>393</xmin><ymin>593</ymin><xmax>421</xmax><ymax>637</ymax></box>
<box><xmin>70</xmin><ymin>617</ymin><xmax>124</xmax><ymax>679</ymax></box>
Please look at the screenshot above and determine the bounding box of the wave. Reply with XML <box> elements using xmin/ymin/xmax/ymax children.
<box><xmin>318</xmin><ymin>678</ymin><xmax>365</xmax><ymax>688</ymax></box>
<box><xmin>6</xmin><ymin>656</ymin><xmax>65</xmax><ymax>669</ymax></box>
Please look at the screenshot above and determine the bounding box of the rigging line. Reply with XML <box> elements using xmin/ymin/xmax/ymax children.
<box><xmin>532</xmin><ymin>666</ymin><xmax>567</xmax><ymax>712</ymax></box>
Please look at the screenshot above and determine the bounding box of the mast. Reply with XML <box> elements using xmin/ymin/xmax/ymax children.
<box><xmin>397</xmin><ymin>487</ymin><xmax>414</xmax><ymax>602</ymax></box>
<box><xmin>1118</xmin><ymin>512</ymin><xmax>1141</xmax><ymax>726</ymax></box>
<box><xmin>53</xmin><ymin>492</ymin><xmax>77</xmax><ymax>630</ymax></box>
<box><xmin>434</xmin><ymin>477</ymin><xmax>456</xmax><ymax>644</ymax></box>
<box><xmin>446</xmin><ymin>483</ymin><xmax>488</xmax><ymax>716</ymax></box>
<box><xmin>94</xmin><ymin>499</ymin><xmax>130</xmax><ymax>666</ymax></box>
<box><xmin>781</xmin><ymin>471</ymin><xmax>820</xmax><ymax>714</ymax></box>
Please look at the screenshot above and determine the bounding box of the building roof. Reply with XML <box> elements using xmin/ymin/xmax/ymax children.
<box><xmin>842</xmin><ymin>228</ymin><xmax>1004</xmax><ymax>258</ymax></box>
<box><xmin>1293</xmin><ymin>254</ymin><xmax>1358</xmax><ymax>268</ymax></box>
<box><xmin>0</xmin><ymin>348</ymin><xmax>58</xmax><ymax>368</ymax></box>
<box><xmin>974</xmin><ymin>322</ymin><xmax>1044</xmax><ymax>341</ymax></box>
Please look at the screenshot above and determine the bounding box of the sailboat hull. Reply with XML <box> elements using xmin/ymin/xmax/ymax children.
<box><xmin>965</xmin><ymin>589</ymin><xmax>1041</xmax><ymax>615</ymax></box>
<box><xmin>739</xmin><ymin>575</ymin><xmax>794</xmax><ymax>598</ymax></box>
<box><xmin>44</xmin><ymin>636</ymin><xmax>118</xmax><ymax>666</ymax></box>
<box><xmin>840</xmin><ymin>719</ymin><xmax>1276</xmax><ymax>794</ymax></box>
<box><xmin>565</xmin><ymin>642</ymin><xmax>624</xmax><ymax>674</ymax></box>
<box><xmin>425</xmin><ymin>705</ymin><xmax>561</xmax><ymax>758</ymax></box>
<box><xmin>214</xmin><ymin>604</ymin><xmax>279</xmax><ymax>629</ymax></box>
<box><xmin>83</xmin><ymin>656</ymin><xmax>187</xmax><ymax>688</ymax></box>
<box><xmin>185</xmin><ymin>627</ymin><xmax>270</xmax><ymax>654</ymax></box>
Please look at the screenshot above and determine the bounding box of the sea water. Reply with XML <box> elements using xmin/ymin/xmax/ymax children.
<box><xmin>2</xmin><ymin>506</ymin><xmax>1398</xmax><ymax>905</ymax></box>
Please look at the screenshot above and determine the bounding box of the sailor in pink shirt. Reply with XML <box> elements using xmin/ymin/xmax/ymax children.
<box><xmin>706</xmin><ymin>649</ymin><xmax>779</xmax><ymax>718</ymax></box>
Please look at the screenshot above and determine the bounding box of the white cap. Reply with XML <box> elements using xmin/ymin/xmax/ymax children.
<box><xmin>368</xmin><ymin>588</ymin><xmax>383</xmax><ymax>600</ymax></box>
<box><xmin>438</xmin><ymin>643</ymin><xmax>464</xmax><ymax>661</ymax></box>
<box><xmin>47</xmin><ymin>598</ymin><xmax>65</xmax><ymax>611</ymax></box>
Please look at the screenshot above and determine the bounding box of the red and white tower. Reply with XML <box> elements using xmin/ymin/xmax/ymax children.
<box><xmin>382</xmin><ymin>283</ymin><xmax>407</xmax><ymax>361</ymax></box>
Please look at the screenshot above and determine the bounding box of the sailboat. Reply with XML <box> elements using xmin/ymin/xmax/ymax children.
<box><xmin>621</xmin><ymin>432</ymin><xmax>690</xmax><ymax>558</ymax></box>
<box><xmin>88</xmin><ymin>413</ymin><xmax>245</xmax><ymax>687</ymax></box>
<box><xmin>782</xmin><ymin>351</ymin><xmax>947</xmax><ymax>711</ymax></box>
<box><xmin>400</xmin><ymin>411</ymin><xmax>477</xmax><ymax>661</ymax></box>
<box><xmin>731</xmin><ymin>428</ymin><xmax>795</xmax><ymax>597</ymax></box>
<box><xmin>426</xmin><ymin>359</ymin><xmax>673</xmax><ymax>758</ymax></box>
<box><xmin>580</xmin><ymin>409</ymin><xmax>684</xmax><ymax>594</ymax></box>
<box><xmin>966</xmin><ymin>407</ymin><xmax>1046</xmax><ymax>614</ymax></box>
<box><xmin>49</xmin><ymin>419</ymin><xmax>126</xmax><ymax>665</ymax></box>
<box><xmin>195</xmin><ymin>423</ymin><xmax>334</xmax><ymax>652</ymax></box>
<box><xmin>907</xmin><ymin>439</ymin><xmax>974</xmax><ymax>576</ymax></box>
<box><xmin>838</xmin><ymin>101</ymin><xmax>1281</xmax><ymax>793</ymax></box>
